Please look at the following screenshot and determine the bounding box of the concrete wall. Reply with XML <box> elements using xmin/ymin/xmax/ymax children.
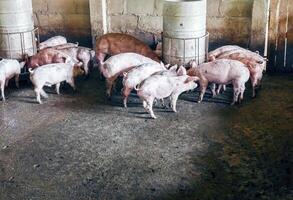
<box><xmin>32</xmin><ymin>0</ymin><xmax>263</xmax><ymax>50</ymax></box>
<box><xmin>32</xmin><ymin>0</ymin><xmax>92</xmax><ymax>47</ymax></box>
<box><xmin>90</xmin><ymin>0</ymin><xmax>256</xmax><ymax>49</ymax></box>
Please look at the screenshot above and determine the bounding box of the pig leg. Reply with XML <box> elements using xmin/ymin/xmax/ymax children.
<box><xmin>106</xmin><ymin>77</ymin><xmax>116</xmax><ymax>98</ymax></box>
<box><xmin>251</xmin><ymin>77</ymin><xmax>258</xmax><ymax>98</ymax></box>
<box><xmin>160</xmin><ymin>99</ymin><xmax>165</xmax><ymax>107</ymax></box>
<box><xmin>231</xmin><ymin>89</ymin><xmax>241</xmax><ymax>105</ymax></box>
<box><xmin>211</xmin><ymin>84</ymin><xmax>217</xmax><ymax>97</ymax></box>
<box><xmin>82</xmin><ymin>59</ymin><xmax>90</xmax><ymax>76</ymax></box>
<box><xmin>122</xmin><ymin>86</ymin><xmax>132</xmax><ymax>108</ymax></box>
<box><xmin>55</xmin><ymin>83</ymin><xmax>61</xmax><ymax>95</ymax></box>
<box><xmin>15</xmin><ymin>74</ymin><xmax>20</xmax><ymax>88</ymax></box>
<box><xmin>97</xmin><ymin>53</ymin><xmax>106</xmax><ymax>79</ymax></box>
<box><xmin>170</xmin><ymin>94</ymin><xmax>179</xmax><ymax>113</ymax></box>
<box><xmin>197</xmin><ymin>79</ymin><xmax>209</xmax><ymax>103</ymax></box>
<box><xmin>143</xmin><ymin>100</ymin><xmax>148</xmax><ymax>110</ymax></box>
<box><xmin>34</xmin><ymin>88</ymin><xmax>43</xmax><ymax>104</ymax></box>
<box><xmin>143</xmin><ymin>97</ymin><xmax>156</xmax><ymax>119</ymax></box>
<box><xmin>223</xmin><ymin>85</ymin><xmax>226</xmax><ymax>91</ymax></box>
<box><xmin>198</xmin><ymin>80</ymin><xmax>208</xmax><ymax>103</ymax></box>
<box><xmin>0</xmin><ymin>81</ymin><xmax>5</xmax><ymax>101</ymax></box>
<box><xmin>147</xmin><ymin>98</ymin><xmax>156</xmax><ymax>119</ymax></box>
<box><xmin>5</xmin><ymin>79</ymin><xmax>9</xmax><ymax>87</ymax></box>
<box><xmin>217</xmin><ymin>84</ymin><xmax>227</xmax><ymax>94</ymax></box>
<box><xmin>231</xmin><ymin>81</ymin><xmax>241</xmax><ymax>105</ymax></box>
<box><xmin>68</xmin><ymin>79</ymin><xmax>76</xmax><ymax>91</ymax></box>
<box><xmin>40</xmin><ymin>88</ymin><xmax>48</xmax><ymax>99</ymax></box>
<box><xmin>239</xmin><ymin>84</ymin><xmax>246</xmax><ymax>103</ymax></box>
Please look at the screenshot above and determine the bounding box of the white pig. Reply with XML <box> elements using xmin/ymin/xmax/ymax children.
<box><xmin>55</xmin><ymin>47</ymin><xmax>95</xmax><ymax>75</ymax></box>
<box><xmin>136</xmin><ymin>67</ymin><xmax>199</xmax><ymax>119</ymax></box>
<box><xmin>29</xmin><ymin>61</ymin><xmax>84</xmax><ymax>104</ymax></box>
<box><xmin>217</xmin><ymin>53</ymin><xmax>266</xmax><ymax>97</ymax></box>
<box><xmin>38</xmin><ymin>36</ymin><xmax>67</xmax><ymax>50</ymax></box>
<box><xmin>187</xmin><ymin>59</ymin><xmax>250</xmax><ymax>105</ymax></box>
<box><xmin>100</xmin><ymin>53</ymin><xmax>160</xmax><ymax>98</ymax></box>
<box><xmin>0</xmin><ymin>59</ymin><xmax>25</xmax><ymax>101</ymax></box>
<box><xmin>122</xmin><ymin>62</ymin><xmax>166</xmax><ymax>108</ymax></box>
<box><xmin>208</xmin><ymin>45</ymin><xmax>246</xmax><ymax>61</ymax></box>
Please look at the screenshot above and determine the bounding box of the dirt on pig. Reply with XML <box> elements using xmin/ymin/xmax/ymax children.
<box><xmin>0</xmin><ymin>70</ymin><xmax>292</xmax><ymax>200</ymax></box>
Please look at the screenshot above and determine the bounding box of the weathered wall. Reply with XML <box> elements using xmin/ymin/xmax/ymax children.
<box><xmin>90</xmin><ymin>0</ymin><xmax>255</xmax><ymax>49</ymax></box>
<box><xmin>32</xmin><ymin>0</ymin><xmax>260</xmax><ymax>50</ymax></box>
<box><xmin>32</xmin><ymin>0</ymin><xmax>92</xmax><ymax>46</ymax></box>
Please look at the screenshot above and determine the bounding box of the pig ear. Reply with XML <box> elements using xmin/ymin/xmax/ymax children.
<box><xmin>190</xmin><ymin>60</ymin><xmax>198</xmax><ymax>68</ymax></box>
<box><xmin>169</xmin><ymin>64</ymin><xmax>177</xmax><ymax>72</ymax></box>
<box><xmin>78</xmin><ymin>62</ymin><xmax>83</xmax><ymax>67</ymax></box>
<box><xmin>184</xmin><ymin>76</ymin><xmax>199</xmax><ymax>84</ymax></box>
<box><xmin>20</xmin><ymin>61</ymin><xmax>26</xmax><ymax>69</ymax></box>
<box><xmin>208</xmin><ymin>56</ymin><xmax>216</xmax><ymax>61</ymax></box>
<box><xmin>165</xmin><ymin>63</ymin><xmax>171</xmax><ymax>69</ymax></box>
<box><xmin>177</xmin><ymin>66</ymin><xmax>186</xmax><ymax>76</ymax></box>
<box><xmin>255</xmin><ymin>51</ymin><xmax>260</xmax><ymax>55</ymax></box>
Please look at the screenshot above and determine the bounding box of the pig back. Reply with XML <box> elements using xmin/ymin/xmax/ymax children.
<box><xmin>138</xmin><ymin>75</ymin><xmax>174</xmax><ymax>99</ymax></box>
<box><xmin>103</xmin><ymin>53</ymin><xmax>159</xmax><ymax>78</ymax></box>
<box><xmin>199</xmin><ymin>59</ymin><xmax>247</xmax><ymax>83</ymax></box>
<box><xmin>96</xmin><ymin>33</ymin><xmax>160</xmax><ymax>62</ymax></box>
<box><xmin>0</xmin><ymin>59</ymin><xmax>21</xmax><ymax>75</ymax></box>
<box><xmin>124</xmin><ymin>63</ymin><xmax>165</xmax><ymax>88</ymax></box>
<box><xmin>27</xmin><ymin>49</ymin><xmax>68</xmax><ymax>69</ymax></box>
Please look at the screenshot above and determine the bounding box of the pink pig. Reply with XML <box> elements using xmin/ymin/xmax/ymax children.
<box><xmin>136</xmin><ymin>67</ymin><xmax>199</xmax><ymax>119</ymax></box>
<box><xmin>100</xmin><ymin>53</ymin><xmax>160</xmax><ymax>98</ymax></box>
<box><xmin>122</xmin><ymin>62</ymin><xmax>166</xmax><ymax>108</ymax></box>
<box><xmin>187</xmin><ymin>59</ymin><xmax>250</xmax><ymax>105</ymax></box>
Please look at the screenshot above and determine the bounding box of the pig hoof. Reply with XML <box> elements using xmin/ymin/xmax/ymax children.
<box><xmin>197</xmin><ymin>100</ymin><xmax>202</xmax><ymax>103</ymax></box>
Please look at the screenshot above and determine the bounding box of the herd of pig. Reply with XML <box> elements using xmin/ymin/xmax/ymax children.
<box><xmin>0</xmin><ymin>33</ymin><xmax>267</xmax><ymax>119</ymax></box>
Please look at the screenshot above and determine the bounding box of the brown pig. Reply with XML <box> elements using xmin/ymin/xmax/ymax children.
<box><xmin>25</xmin><ymin>48</ymin><xmax>78</xmax><ymax>69</ymax></box>
<box><xmin>95</xmin><ymin>33</ymin><xmax>161</xmax><ymax>64</ymax></box>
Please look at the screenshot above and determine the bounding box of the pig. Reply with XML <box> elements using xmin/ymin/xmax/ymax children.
<box><xmin>95</xmin><ymin>33</ymin><xmax>161</xmax><ymax>65</ymax></box>
<box><xmin>38</xmin><ymin>36</ymin><xmax>67</xmax><ymax>50</ymax></box>
<box><xmin>216</xmin><ymin>52</ymin><xmax>266</xmax><ymax>97</ymax></box>
<box><xmin>100</xmin><ymin>53</ymin><xmax>161</xmax><ymax>98</ymax></box>
<box><xmin>25</xmin><ymin>48</ymin><xmax>79</xmax><ymax>69</ymax></box>
<box><xmin>153</xmin><ymin>65</ymin><xmax>178</xmax><ymax>76</ymax></box>
<box><xmin>29</xmin><ymin>61</ymin><xmax>84</xmax><ymax>104</ymax></box>
<box><xmin>208</xmin><ymin>45</ymin><xmax>248</xmax><ymax>61</ymax></box>
<box><xmin>52</xmin><ymin>42</ymin><xmax>79</xmax><ymax>50</ymax></box>
<box><xmin>136</xmin><ymin>67</ymin><xmax>199</xmax><ymax>119</ymax></box>
<box><xmin>0</xmin><ymin>59</ymin><xmax>25</xmax><ymax>101</ymax></box>
<box><xmin>122</xmin><ymin>62</ymin><xmax>166</xmax><ymax>108</ymax></box>
<box><xmin>208</xmin><ymin>46</ymin><xmax>267</xmax><ymax>97</ymax></box>
<box><xmin>187</xmin><ymin>59</ymin><xmax>250</xmax><ymax>105</ymax></box>
<box><xmin>54</xmin><ymin>47</ymin><xmax>95</xmax><ymax>75</ymax></box>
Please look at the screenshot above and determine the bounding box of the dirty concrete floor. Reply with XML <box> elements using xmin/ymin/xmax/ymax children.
<box><xmin>0</xmin><ymin>71</ymin><xmax>292</xmax><ymax>200</ymax></box>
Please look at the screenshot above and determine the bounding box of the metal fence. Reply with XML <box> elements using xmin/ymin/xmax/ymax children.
<box><xmin>162</xmin><ymin>32</ymin><xmax>209</xmax><ymax>66</ymax></box>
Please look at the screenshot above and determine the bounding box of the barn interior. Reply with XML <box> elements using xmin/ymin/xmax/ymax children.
<box><xmin>0</xmin><ymin>0</ymin><xmax>292</xmax><ymax>200</ymax></box>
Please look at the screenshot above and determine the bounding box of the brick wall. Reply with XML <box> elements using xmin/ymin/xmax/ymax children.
<box><xmin>32</xmin><ymin>0</ymin><xmax>92</xmax><ymax>47</ymax></box>
<box><xmin>32</xmin><ymin>0</ymin><xmax>257</xmax><ymax>49</ymax></box>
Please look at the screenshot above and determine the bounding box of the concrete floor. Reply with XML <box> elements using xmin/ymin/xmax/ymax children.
<box><xmin>0</xmin><ymin>71</ymin><xmax>292</xmax><ymax>200</ymax></box>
